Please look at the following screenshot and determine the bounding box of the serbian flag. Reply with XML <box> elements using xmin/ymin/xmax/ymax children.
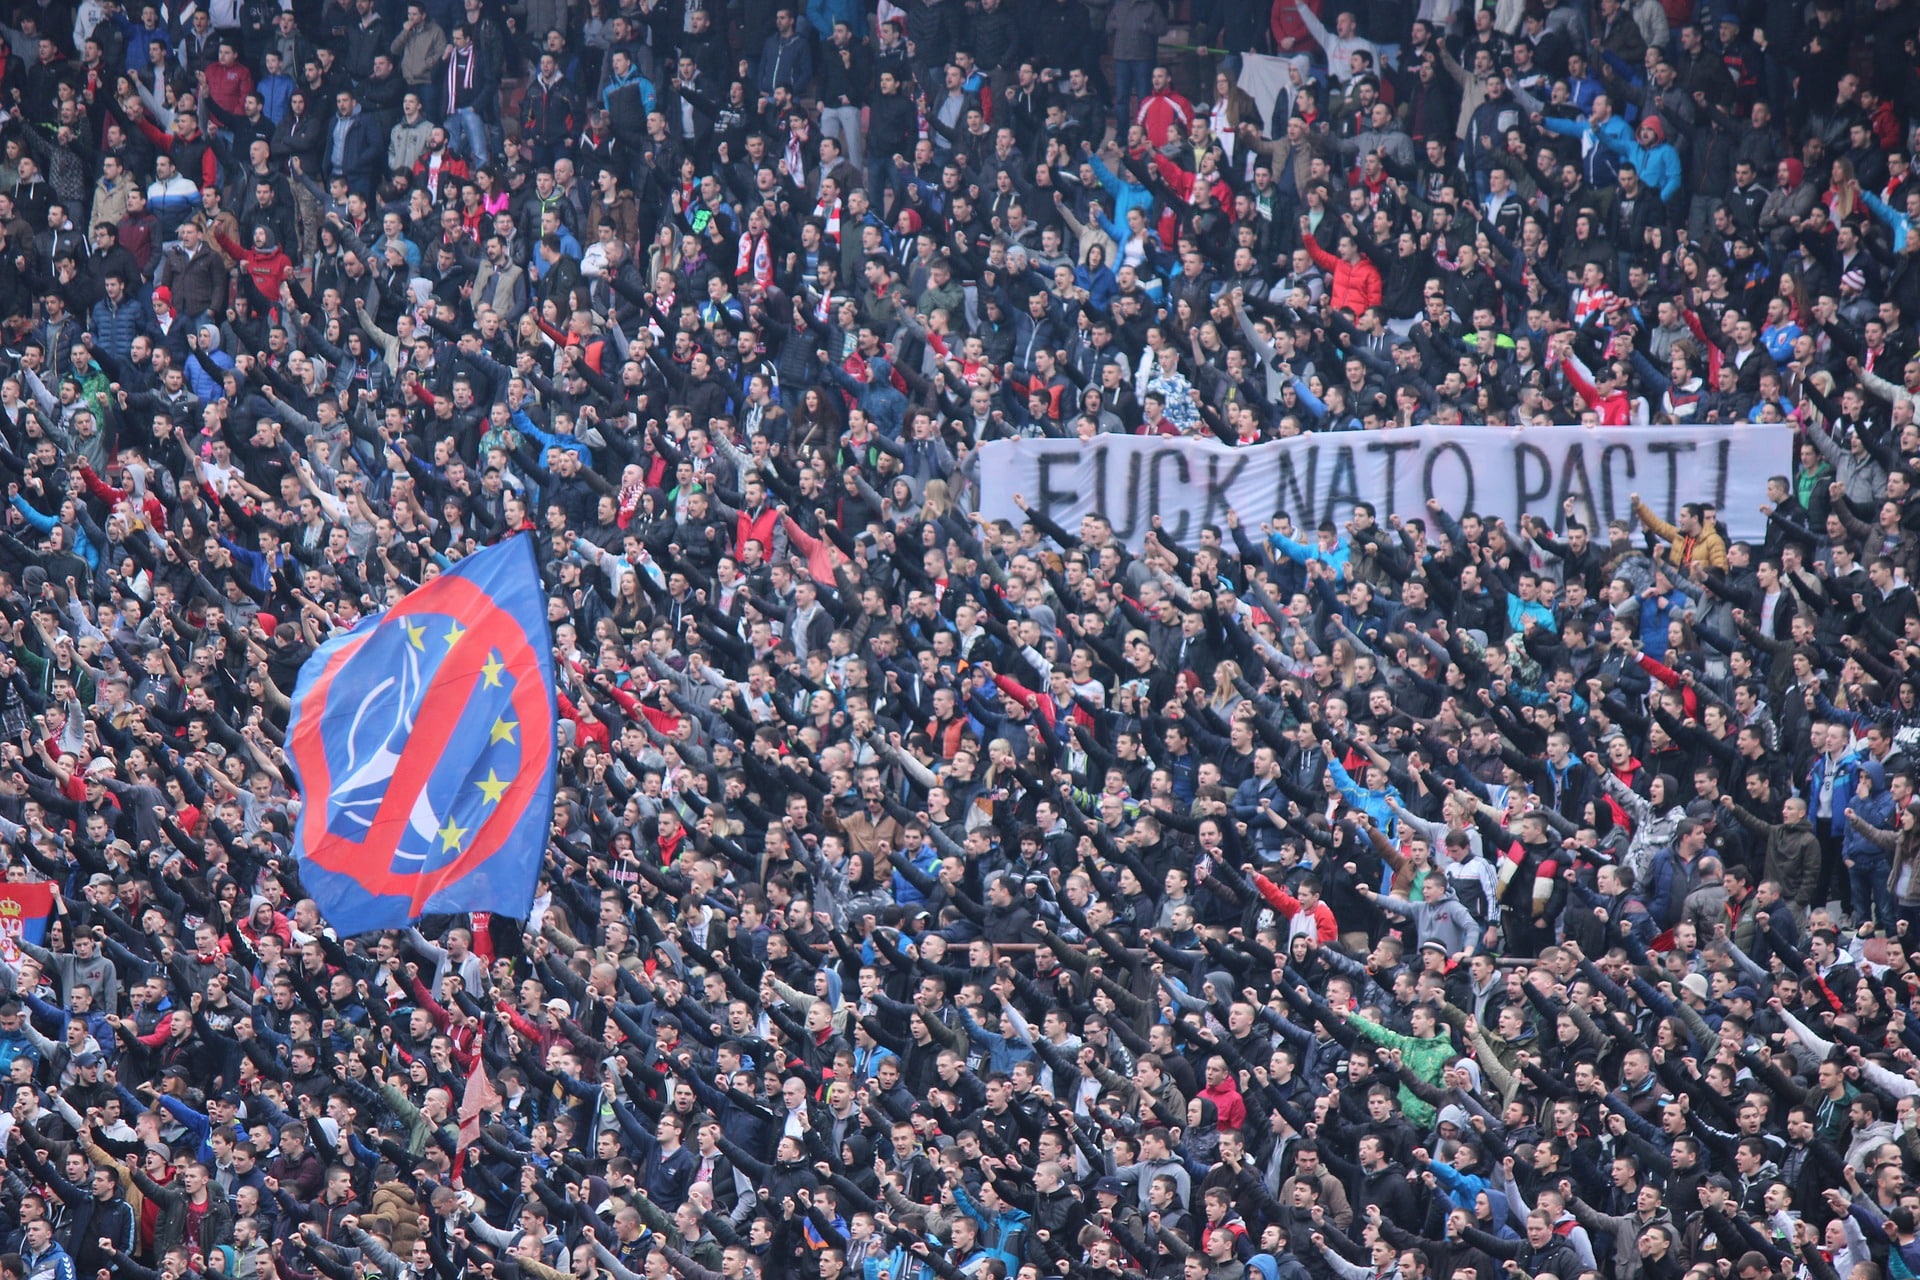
<box><xmin>287</xmin><ymin>536</ymin><xmax>558</xmax><ymax>935</ymax></box>
<box><xmin>0</xmin><ymin>882</ymin><xmax>53</xmax><ymax>962</ymax></box>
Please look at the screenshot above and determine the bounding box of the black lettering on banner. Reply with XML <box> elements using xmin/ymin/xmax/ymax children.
<box><xmin>1036</xmin><ymin>451</ymin><xmax>1082</xmax><ymax>528</ymax></box>
<box><xmin>1513</xmin><ymin>442</ymin><xmax>1552</xmax><ymax>522</ymax></box>
<box><xmin>1093</xmin><ymin>445</ymin><xmax>1147</xmax><ymax>540</ymax></box>
<box><xmin>1367</xmin><ymin>441</ymin><xmax>1421</xmax><ymax>515</ymax></box>
<box><xmin>1422</xmin><ymin>442</ymin><xmax>1475</xmax><ymax>515</ymax></box>
<box><xmin>1600</xmin><ymin>444</ymin><xmax>1637</xmax><ymax>522</ymax></box>
<box><xmin>1326</xmin><ymin>446</ymin><xmax>1360</xmax><ymax>522</ymax></box>
<box><xmin>1274</xmin><ymin>445</ymin><xmax>1319</xmax><ymax>525</ymax></box>
<box><xmin>1645</xmin><ymin>443</ymin><xmax>1694</xmax><ymax>521</ymax></box>
<box><xmin>1554</xmin><ymin>444</ymin><xmax>1597</xmax><ymax>529</ymax></box>
<box><xmin>1202</xmin><ymin>453</ymin><xmax>1250</xmax><ymax>533</ymax></box>
<box><xmin>1713</xmin><ymin>439</ymin><xmax>1730</xmax><ymax>509</ymax></box>
<box><xmin>1148</xmin><ymin>447</ymin><xmax>1192</xmax><ymax>542</ymax></box>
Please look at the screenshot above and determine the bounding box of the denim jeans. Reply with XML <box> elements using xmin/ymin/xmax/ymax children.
<box><xmin>1849</xmin><ymin>852</ymin><xmax>1895</xmax><ymax>930</ymax></box>
<box><xmin>447</xmin><ymin>107</ymin><xmax>489</xmax><ymax>167</ymax></box>
<box><xmin>1113</xmin><ymin>58</ymin><xmax>1154</xmax><ymax>135</ymax></box>
<box><xmin>866</xmin><ymin>156</ymin><xmax>895</xmax><ymax>213</ymax></box>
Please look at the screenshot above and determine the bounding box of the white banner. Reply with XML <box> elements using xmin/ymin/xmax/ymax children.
<box><xmin>975</xmin><ymin>426</ymin><xmax>1793</xmax><ymax>551</ymax></box>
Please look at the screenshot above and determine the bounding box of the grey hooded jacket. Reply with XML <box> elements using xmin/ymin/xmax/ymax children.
<box><xmin>1371</xmin><ymin>888</ymin><xmax>1479</xmax><ymax>956</ymax></box>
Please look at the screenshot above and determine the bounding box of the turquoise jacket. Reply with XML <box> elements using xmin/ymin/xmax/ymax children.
<box><xmin>1326</xmin><ymin>755</ymin><xmax>1401</xmax><ymax>837</ymax></box>
<box><xmin>952</xmin><ymin>1183</ymin><xmax>1030</xmax><ymax>1271</ymax></box>
<box><xmin>1595</xmin><ymin>128</ymin><xmax>1682</xmax><ymax>204</ymax></box>
<box><xmin>1865</xmin><ymin>192</ymin><xmax>1915</xmax><ymax>248</ymax></box>
<box><xmin>1268</xmin><ymin>529</ymin><xmax>1351</xmax><ymax>577</ymax></box>
<box><xmin>10</xmin><ymin>495</ymin><xmax>99</xmax><ymax>570</ymax></box>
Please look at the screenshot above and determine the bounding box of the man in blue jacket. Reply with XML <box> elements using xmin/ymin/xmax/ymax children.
<box><xmin>1807</xmin><ymin>722</ymin><xmax>1860</xmax><ymax>914</ymax></box>
<box><xmin>323</xmin><ymin>87</ymin><xmax>383</xmax><ymax>195</ymax></box>
<box><xmin>1537</xmin><ymin>94</ymin><xmax>1634</xmax><ymax>188</ymax></box>
<box><xmin>1845</xmin><ymin>759</ymin><xmax>1898</xmax><ymax>930</ymax></box>
<box><xmin>1598</xmin><ymin>114</ymin><xmax>1682</xmax><ymax>205</ymax></box>
<box><xmin>757</xmin><ymin>8</ymin><xmax>813</xmax><ymax>103</ymax></box>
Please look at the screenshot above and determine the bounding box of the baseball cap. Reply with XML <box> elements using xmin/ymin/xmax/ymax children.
<box><xmin>545</xmin><ymin>997</ymin><xmax>571</xmax><ymax>1013</ymax></box>
<box><xmin>1094</xmin><ymin>1177</ymin><xmax>1124</xmax><ymax>1197</ymax></box>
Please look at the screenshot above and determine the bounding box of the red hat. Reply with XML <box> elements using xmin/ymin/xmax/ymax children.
<box><xmin>153</xmin><ymin>286</ymin><xmax>172</xmax><ymax>309</ymax></box>
<box><xmin>1641</xmin><ymin>116</ymin><xmax>1666</xmax><ymax>143</ymax></box>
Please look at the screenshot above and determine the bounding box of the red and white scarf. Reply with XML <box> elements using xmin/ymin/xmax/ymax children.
<box><xmin>813</xmin><ymin>193</ymin><xmax>841</xmax><ymax>243</ymax></box>
<box><xmin>445</xmin><ymin>45</ymin><xmax>475</xmax><ymax>108</ymax></box>
<box><xmin>737</xmin><ymin>231</ymin><xmax>772</xmax><ymax>287</ymax></box>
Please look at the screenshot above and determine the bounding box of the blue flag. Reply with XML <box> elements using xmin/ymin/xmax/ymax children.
<box><xmin>287</xmin><ymin>535</ymin><xmax>557</xmax><ymax>934</ymax></box>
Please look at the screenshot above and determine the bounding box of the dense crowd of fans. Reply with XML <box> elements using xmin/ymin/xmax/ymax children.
<box><xmin>0</xmin><ymin>1</ymin><xmax>1916</xmax><ymax>1280</ymax></box>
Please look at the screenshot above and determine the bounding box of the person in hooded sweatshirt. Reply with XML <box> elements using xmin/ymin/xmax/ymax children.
<box><xmin>1844</xmin><ymin>758</ymin><xmax>1899</xmax><ymax>930</ymax></box>
<box><xmin>1591</xmin><ymin>758</ymin><xmax>1689</xmax><ymax>890</ymax></box>
<box><xmin>1561</xmin><ymin>1179</ymin><xmax>1676</xmax><ymax>1280</ymax></box>
<box><xmin>1251</xmin><ymin>1246</ymin><xmax>1313</xmax><ymax>1280</ymax></box>
<box><xmin>1760</xmin><ymin>158</ymin><xmax>1818</xmax><ymax>253</ymax></box>
<box><xmin>821</xmin><ymin>354</ymin><xmax>908</xmax><ymax>440</ymax></box>
<box><xmin>1357</xmin><ymin>875</ymin><xmax>1480</xmax><ymax>957</ymax></box>
<box><xmin>1373</xmin><ymin>1191</ymin><xmax>1511</xmax><ymax>1280</ymax></box>
<box><xmin>1596</xmin><ymin>113</ymin><xmax>1682</xmax><ymax>206</ymax></box>
<box><xmin>186</xmin><ymin>323</ymin><xmax>235</xmax><ymax>401</ymax></box>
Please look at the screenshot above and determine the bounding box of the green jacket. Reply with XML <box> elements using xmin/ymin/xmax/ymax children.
<box><xmin>628</xmin><ymin>1195</ymin><xmax>724</xmax><ymax>1270</ymax></box>
<box><xmin>1347</xmin><ymin>1015</ymin><xmax>1454</xmax><ymax>1126</ymax></box>
<box><xmin>380</xmin><ymin>1081</ymin><xmax>455</xmax><ymax>1155</ymax></box>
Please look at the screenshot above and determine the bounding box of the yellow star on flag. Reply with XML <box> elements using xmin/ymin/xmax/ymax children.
<box><xmin>481</xmin><ymin>653</ymin><xmax>505</xmax><ymax>688</ymax></box>
<box><xmin>436</xmin><ymin>817</ymin><xmax>468</xmax><ymax>852</ymax></box>
<box><xmin>476</xmin><ymin>770</ymin><xmax>509</xmax><ymax>804</ymax></box>
<box><xmin>403</xmin><ymin>620</ymin><xmax>426</xmax><ymax>650</ymax></box>
<box><xmin>490</xmin><ymin>716</ymin><xmax>518</xmax><ymax>744</ymax></box>
<box><xmin>445</xmin><ymin>622</ymin><xmax>467</xmax><ymax>649</ymax></box>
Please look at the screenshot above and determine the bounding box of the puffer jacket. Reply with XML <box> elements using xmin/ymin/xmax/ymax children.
<box><xmin>370</xmin><ymin>1182</ymin><xmax>422</xmax><ymax>1250</ymax></box>
<box><xmin>89</xmin><ymin>294</ymin><xmax>154</xmax><ymax>363</ymax></box>
<box><xmin>1843</xmin><ymin>759</ymin><xmax>1897</xmax><ymax>863</ymax></box>
<box><xmin>1602</xmin><ymin>769</ymin><xmax>1687</xmax><ymax>890</ymax></box>
<box><xmin>1303</xmin><ymin>234</ymin><xmax>1383</xmax><ymax>315</ymax></box>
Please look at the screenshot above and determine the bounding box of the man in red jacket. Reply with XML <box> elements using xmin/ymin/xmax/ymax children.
<box><xmin>1299</xmin><ymin>215</ymin><xmax>1383</xmax><ymax>316</ymax></box>
<box><xmin>1135</xmin><ymin>66</ymin><xmax>1195</xmax><ymax>150</ymax></box>
<box><xmin>201</xmin><ymin>41</ymin><xmax>255</xmax><ymax>116</ymax></box>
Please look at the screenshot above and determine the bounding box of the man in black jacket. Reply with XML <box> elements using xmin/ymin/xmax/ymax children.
<box><xmin>19</xmin><ymin>1148</ymin><xmax>136</xmax><ymax>1279</ymax></box>
<box><xmin>1461</xmin><ymin>1209</ymin><xmax>1585</xmax><ymax>1280</ymax></box>
<box><xmin>535</xmin><ymin>232</ymin><xmax>579</xmax><ymax>312</ymax></box>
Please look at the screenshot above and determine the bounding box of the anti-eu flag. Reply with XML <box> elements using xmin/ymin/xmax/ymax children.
<box><xmin>287</xmin><ymin>535</ymin><xmax>557</xmax><ymax>934</ymax></box>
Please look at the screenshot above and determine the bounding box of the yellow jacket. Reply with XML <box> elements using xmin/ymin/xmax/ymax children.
<box><xmin>1632</xmin><ymin>498</ymin><xmax>1728</xmax><ymax>572</ymax></box>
